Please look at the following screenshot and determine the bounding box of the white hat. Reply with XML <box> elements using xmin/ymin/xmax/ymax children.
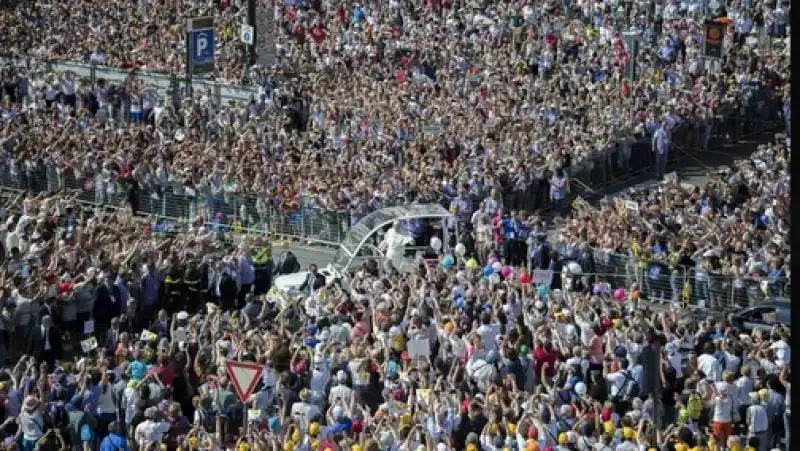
<box><xmin>176</xmin><ymin>311</ymin><xmax>189</xmax><ymax>321</ymax></box>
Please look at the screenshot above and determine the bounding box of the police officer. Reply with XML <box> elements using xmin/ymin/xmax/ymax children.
<box><xmin>251</xmin><ymin>237</ymin><xmax>273</xmax><ymax>295</ymax></box>
<box><xmin>162</xmin><ymin>257</ymin><xmax>185</xmax><ymax>315</ymax></box>
<box><xmin>274</xmin><ymin>243</ymin><xmax>301</xmax><ymax>275</ymax></box>
<box><xmin>183</xmin><ymin>259</ymin><xmax>204</xmax><ymax>314</ymax></box>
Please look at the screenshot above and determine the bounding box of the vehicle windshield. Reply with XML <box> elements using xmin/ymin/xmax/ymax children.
<box><xmin>744</xmin><ymin>307</ymin><xmax>777</xmax><ymax>324</ymax></box>
<box><xmin>331</xmin><ymin>204</ymin><xmax>452</xmax><ymax>271</ymax></box>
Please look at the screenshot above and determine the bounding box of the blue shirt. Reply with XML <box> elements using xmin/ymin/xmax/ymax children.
<box><xmin>100</xmin><ymin>433</ymin><xmax>129</xmax><ymax>451</ymax></box>
<box><xmin>502</xmin><ymin>218</ymin><xmax>516</xmax><ymax>239</ymax></box>
<box><xmin>140</xmin><ymin>271</ymin><xmax>159</xmax><ymax>306</ymax></box>
<box><xmin>238</xmin><ymin>255</ymin><xmax>255</xmax><ymax>285</ymax></box>
<box><xmin>83</xmin><ymin>385</ymin><xmax>101</xmax><ymax>415</ymax></box>
<box><xmin>450</xmin><ymin>196</ymin><xmax>473</xmax><ymax>224</ymax></box>
<box><xmin>630</xmin><ymin>365</ymin><xmax>644</xmax><ymax>388</ymax></box>
<box><xmin>328</xmin><ymin>417</ymin><xmax>353</xmax><ymax>435</ymax></box>
<box><xmin>113</xmin><ymin>278</ymin><xmax>130</xmax><ymax>311</ymax></box>
<box><xmin>129</xmin><ymin>360</ymin><xmax>147</xmax><ymax>381</ymax></box>
<box><xmin>652</xmin><ymin>128</ymin><xmax>670</xmax><ymax>155</ymax></box>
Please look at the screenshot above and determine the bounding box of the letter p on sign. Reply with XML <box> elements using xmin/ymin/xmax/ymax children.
<box><xmin>196</xmin><ymin>33</ymin><xmax>208</xmax><ymax>57</ymax></box>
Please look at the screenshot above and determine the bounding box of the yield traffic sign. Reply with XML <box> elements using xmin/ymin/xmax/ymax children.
<box><xmin>225</xmin><ymin>360</ymin><xmax>263</xmax><ymax>401</ymax></box>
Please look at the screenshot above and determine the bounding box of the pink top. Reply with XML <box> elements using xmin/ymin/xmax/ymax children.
<box><xmin>588</xmin><ymin>334</ymin><xmax>605</xmax><ymax>366</ymax></box>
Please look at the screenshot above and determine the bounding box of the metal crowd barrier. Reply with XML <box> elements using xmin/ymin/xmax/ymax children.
<box><xmin>553</xmin><ymin>245</ymin><xmax>790</xmax><ymax>310</ymax></box>
<box><xmin>0</xmin><ymin>56</ymin><xmax>260</xmax><ymax>106</ymax></box>
<box><xmin>0</xmin><ymin>57</ymin><xmax>785</xmax><ymax>243</ymax></box>
<box><xmin>0</xmin><ymin>103</ymin><xmax>782</xmax><ymax>245</ymax></box>
<box><xmin>0</xmin><ymin>160</ymin><xmax>352</xmax><ymax>245</ymax></box>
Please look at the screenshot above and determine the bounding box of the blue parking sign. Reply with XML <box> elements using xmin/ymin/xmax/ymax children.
<box><xmin>188</xmin><ymin>17</ymin><xmax>215</xmax><ymax>74</ymax></box>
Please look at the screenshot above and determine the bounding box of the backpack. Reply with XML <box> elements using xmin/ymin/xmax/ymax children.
<box><xmin>615</xmin><ymin>371</ymin><xmax>641</xmax><ymax>402</ymax></box>
<box><xmin>686</xmin><ymin>393</ymin><xmax>703</xmax><ymax>420</ymax></box>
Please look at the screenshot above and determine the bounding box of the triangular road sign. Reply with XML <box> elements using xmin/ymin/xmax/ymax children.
<box><xmin>225</xmin><ymin>360</ymin><xmax>263</xmax><ymax>401</ymax></box>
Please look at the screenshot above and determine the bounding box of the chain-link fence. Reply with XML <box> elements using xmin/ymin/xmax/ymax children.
<box><xmin>552</xmin><ymin>244</ymin><xmax>790</xmax><ymax>311</ymax></box>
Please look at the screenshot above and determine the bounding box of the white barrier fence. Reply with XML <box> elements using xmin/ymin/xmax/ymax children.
<box><xmin>0</xmin><ymin>56</ymin><xmax>261</xmax><ymax>104</ymax></box>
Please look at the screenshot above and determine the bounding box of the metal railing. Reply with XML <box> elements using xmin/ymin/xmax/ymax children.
<box><xmin>0</xmin><ymin>105</ymin><xmax>783</xmax><ymax>245</ymax></box>
<box><xmin>0</xmin><ymin>55</ymin><xmax>786</xmax><ymax>243</ymax></box>
<box><xmin>0</xmin><ymin>56</ymin><xmax>260</xmax><ymax>105</ymax></box>
<box><xmin>551</xmin><ymin>244</ymin><xmax>790</xmax><ymax>310</ymax></box>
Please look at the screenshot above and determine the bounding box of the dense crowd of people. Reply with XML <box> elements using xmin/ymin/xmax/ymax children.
<box><xmin>556</xmin><ymin>135</ymin><xmax>789</xmax><ymax>304</ymax></box>
<box><xmin>0</xmin><ymin>0</ymin><xmax>791</xmax><ymax>450</ymax></box>
<box><xmin>0</xmin><ymin>0</ymin><xmax>791</xmax><ymax>226</ymax></box>
<box><xmin>0</xmin><ymin>163</ymin><xmax>791</xmax><ymax>450</ymax></box>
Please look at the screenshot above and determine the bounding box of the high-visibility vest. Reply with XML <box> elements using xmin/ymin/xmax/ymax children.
<box><xmin>184</xmin><ymin>269</ymin><xmax>202</xmax><ymax>292</ymax></box>
<box><xmin>164</xmin><ymin>275</ymin><xmax>182</xmax><ymax>294</ymax></box>
<box><xmin>251</xmin><ymin>247</ymin><xmax>271</xmax><ymax>266</ymax></box>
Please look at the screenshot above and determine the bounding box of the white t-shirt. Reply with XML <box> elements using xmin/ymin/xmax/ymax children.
<box><xmin>328</xmin><ymin>384</ymin><xmax>353</xmax><ymax>405</ymax></box>
<box><xmin>153</xmin><ymin>105</ymin><xmax>166</xmax><ymax>124</ymax></box>
<box><xmin>476</xmin><ymin>323</ymin><xmax>501</xmax><ymax>352</ymax></box>
<box><xmin>666</xmin><ymin>352</ymin><xmax>684</xmax><ymax>378</ymax></box>
<box><xmin>122</xmin><ymin>387</ymin><xmax>139</xmax><ymax>424</ymax></box>
<box><xmin>698</xmin><ymin>354</ymin><xmax>723</xmax><ymax>382</ymax></box>
<box><xmin>615</xmin><ymin>441</ymin><xmax>638</xmax><ymax>451</ymax></box>
<box><xmin>713</xmin><ymin>394</ymin><xmax>734</xmax><ymax>422</ymax></box>
<box><xmin>735</xmin><ymin>376</ymin><xmax>754</xmax><ymax>407</ymax></box>
<box><xmin>309</xmin><ymin>366</ymin><xmax>330</xmax><ymax>395</ymax></box>
<box><xmin>60</xmin><ymin>76</ymin><xmax>75</xmax><ymax>95</ymax></box>
<box><xmin>605</xmin><ymin>371</ymin><xmax>628</xmax><ymax>397</ymax></box>
<box><xmin>290</xmin><ymin>402</ymin><xmax>321</xmax><ymax>431</ymax></box>
<box><xmin>770</xmin><ymin>340</ymin><xmax>790</xmax><ymax>367</ymax></box>
<box><xmin>723</xmin><ymin>351</ymin><xmax>741</xmax><ymax>374</ymax></box>
<box><xmin>134</xmin><ymin>420</ymin><xmax>170</xmax><ymax>445</ymax></box>
<box><xmin>466</xmin><ymin>358</ymin><xmax>496</xmax><ymax>392</ymax></box>
<box><xmin>575</xmin><ymin>316</ymin><xmax>593</xmax><ymax>346</ymax></box>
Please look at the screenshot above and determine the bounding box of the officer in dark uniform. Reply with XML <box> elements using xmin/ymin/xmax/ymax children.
<box><xmin>273</xmin><ymin>245</ymin><xmax>301</xmax><ymax>275</ymax></box>
<box><xmin>183</xmin><ymin>259</ymin><xmax>204</xmax><ymax>314</ymax></box>
<box><xmin>251</xmin><ymin>237</ymin><xmax>273</xmax><ymax>295</ymax></box>
<box><xmin>162</xmin><ymin>258</ymin><xmax>185</xmax><ymax>315</ymax></box>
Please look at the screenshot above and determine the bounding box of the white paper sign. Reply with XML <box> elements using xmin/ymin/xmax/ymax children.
<box><xmin>80</xmin><ymin>337</ymin><xmax>98</xmax><ymax>353</ymax></box>
<box><xmin>624</xmin><ymin>200</ymin><xmax>639</xmax><ymax>211</ymax></box>
<box><xmin>140</xmin><ymin>330</ymin><xmax>158</xmax><ymax>342</ymax></box>
<box><xmin>408</xmin><ymin>339</ymin><xmax>430</xmax><ymax>359</ymax></box>
<box><xmin>83</xmin><ymin>320</ymin><xmax>95</xmax><ymax>335</ymax></box>
<box><xmin>532</xmin><ymin>269</ymin><xmax>554</xmax><ymax>286</ymax></box>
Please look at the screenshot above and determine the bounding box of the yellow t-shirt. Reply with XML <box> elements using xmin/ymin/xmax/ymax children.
<box><xmin>622</xmin><ymin>427</ymin><xmax>636</xmax><ymax>440</ymax></box>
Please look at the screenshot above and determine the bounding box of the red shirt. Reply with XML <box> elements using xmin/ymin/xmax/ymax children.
<box><xmin>534</xmin><ymin>346</ymin><xmax>558</xmax><ymax>377</ymax></box>
<box><xmin>155</xmin><ymin>364</ymin><xmax>176</xmax><ymax>387</ymax></box>
<box><xmin>309</xmin><ymin>25</ymin><xmax>327</xmax><ymax>44</ymax></box>
<box><xmin>57</xmin><ymin>282</ymin><xmax>74</xmax><ymax>295</ymax></box>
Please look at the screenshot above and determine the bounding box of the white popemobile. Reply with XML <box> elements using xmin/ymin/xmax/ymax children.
<box><xmin>272</xmin><ymin>204</ymin><xmax>456</xmax><ymax>297</ymax></box>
